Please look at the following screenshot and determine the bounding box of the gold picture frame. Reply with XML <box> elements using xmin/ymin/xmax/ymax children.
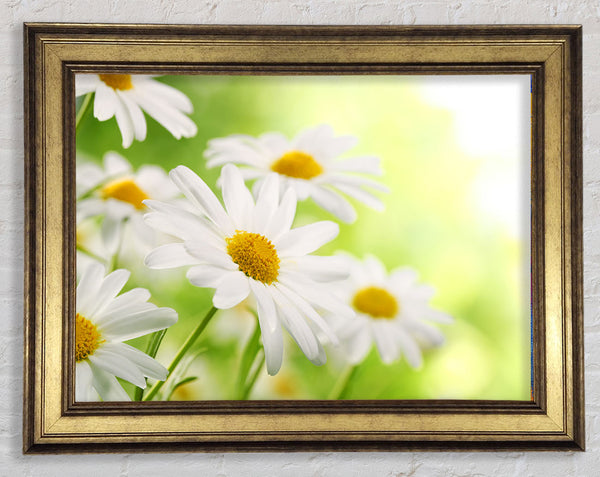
<box><xmin>23</xmin><ymin>23</ymin><xmax>584</xmax><ymax>452</ymax></box>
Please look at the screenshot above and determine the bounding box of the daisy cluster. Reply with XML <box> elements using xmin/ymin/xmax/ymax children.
<box><xmin>74</xmin><ymin>74</ymin><xmax>452</xmax><ymax>401</ymax></box>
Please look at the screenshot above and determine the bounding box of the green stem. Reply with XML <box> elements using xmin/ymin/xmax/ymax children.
<box><xmin>328</xmin><ymin>364</ymin><xmax>359</xmax><ymax>400</ymax></box>
<box><xmin>76</xmin><ymin>244</ymin><xmax>106</xmax><ymax>264</ymax></box>
<box><xmin>134</xmin><ymin>329</ymin><xmax>167</xmax><ymax>401</ymax></box>
<box><xmin>75</xmin><ymin>92</ymin><xmax>93</xmax><ymax>131</ymax></box>
<box><xmin>235</xmin><ymin>321</ymin><xmax>262</xmax><ymax>399</ymax></box>
<box><xmin>76</xmin><ymin>181</ymin><xmax>106</xmax><ymax>202</ymax></box>
<box><xmin>240</xmin><ymin>350</ymin><xmax>265</xmax><ymax>400</ymax></box>
<box><xmin>107</xmin><ymin>218</ymin><xmax>127</xmax><ymax>273</ymax></box>
<box><xmin>143</xmin><ymin>306</ymin><xmax>218</xmax><ymax>401</ymax></box>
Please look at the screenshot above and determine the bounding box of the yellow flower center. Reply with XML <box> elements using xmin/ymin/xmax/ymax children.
<box><xmin>75</xmin><ymin>313</ymin><xmax>104</xmax><ymax>362</ymax></box>
<box><xmin>270</xmin><ymin>151</ymin><xmax>323</xmax><ymax>180</ymax></box>
<box><xmin>101</xmin><ymin>178</ymin><xmax>150</xmax><ymax>209</ymax></box>
<box><xmin>226</xmin><ymin>231</ymin><xmax>280</xmax><ymax>284</ymax></box>
<box><xmin>352</xmin><ymin>286</ymin><xmax>399</xmax><ymax>319</ymax></box>
<box><xmin>99</xmin><ymin>74</ymin><xmax>134</xmax><ymax>91</ymax></box>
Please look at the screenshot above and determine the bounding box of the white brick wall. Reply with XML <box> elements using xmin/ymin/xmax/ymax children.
<box><xmin>1</xmin><ymin>1</ymin><xmax>597</xmax><ymax>475</ymax></box>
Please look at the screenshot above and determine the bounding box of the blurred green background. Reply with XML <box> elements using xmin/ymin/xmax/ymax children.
<box><xmin>77</xmin><ymin>74</ymin><xmax>531</xmax><ymax>401</ymax></box>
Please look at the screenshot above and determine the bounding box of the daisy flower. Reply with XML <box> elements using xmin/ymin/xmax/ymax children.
<box><xmin>143</xmin><ymin>164</ymin><xmax>353</xmax><ymax>375</ymax></box>
<box><xmin>75</xmin><ymin>262</ymin><xmax>178</xmax><ymax>401</ymax></box>
<box><xmin>330</xmin><ymin>254</ymin><xmax>453</xmax><ymax>367</ymax></box>
<box><xmin>204</xmin><ymin>124</ymin><xmax>388</xmax><ymax>223</ymax></box>
<box><xmin>77</xmin><ymin>152</ymin><xmax>180</xmax><ymax>254</ymax></box>
<box><xmin>76</xmin><ymin>74</ymin><xmax>197</xmax><ymax>148</ymax></box>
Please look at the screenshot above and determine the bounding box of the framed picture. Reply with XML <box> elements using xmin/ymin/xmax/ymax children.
<box><xmin>23</xmin><ymin>23</ymin><xmax>584</xmax><ymax>452</ymax></box>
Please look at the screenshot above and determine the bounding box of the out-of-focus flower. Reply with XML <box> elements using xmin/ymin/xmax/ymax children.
<box><xmin>144</xmin><ymin>164</ymin><xmax>353</xmax><ymax>375</ymax></box>
<box><xmin>77</xmin><ymin>152</ymin><xmax>179</xmax><ymax>253</ymax></box>
<box><xmin>204</xmin><ymin>124</ymin><xmax>388</xmax><ymax>223</ymax></box>
<box><xmin>330</xmin><ymin>254</ymin><xmax>453</xmax><ymax>367</ymax></box>
<box><xmin>76</xmin><ymin>74</ymin><xmax>197</xmax><ymax>148</ymax></box>
<box><xmin>75</xmin><ymin>262</ymin><xmax>178</xmax><ymax>401</ymax></box>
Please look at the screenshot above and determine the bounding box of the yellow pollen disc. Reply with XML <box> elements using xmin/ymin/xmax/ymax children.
<box><xmin>271</xmin><ymin>150</ymin><xmax>324</xmax><ymax>180</ymax></box>
<box><xmin>226</xmin><ymin>231</ymin><xmax>280</xmax><ymax>284</ymax></box>
<box><xmin>101</xmin><ymin>178</ymin><xmax>150</xmax><ymax>209</ymax></box>
<box><xmin>99</xmin><ymin>73</ymin><xmax>134</xmax><ymax>91</ymax></box>
<box><xmin>75</xmin><ymin>313</ymin><xmax>104</xmax><ymax>362</ymax></box>
<box><xmin>352</xmin><ymin>286</ymin><xmax>399</xmax><ymax>319</ymax></box>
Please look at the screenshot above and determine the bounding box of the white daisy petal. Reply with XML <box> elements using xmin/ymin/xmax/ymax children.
<box><xmin>86</xmin><ymin>269</ymin><xmax>130</xmax><ymax>318</ymax></box>
<box><xmin>187</xmin><ymin>264</ymin><xmax>230</xmax><ymax>288</ymax></box>
<box><xmin>253</xmin><ymin>173</ymin><xmax>279</xmax><ymax>233</ymax></box>
<box><xmin>248</xmin><ymin>280</ymin><xmax>278</xmax><ymax>332</ymax></box>
<box><xmin>288</xmin><ymin>178</ymin><xmax>312</xmax><ymax>200</ymax></box>
<box><xmin>312</xmin><ymin>341</ymin><xmax>328</xmax><ymax>366</ymax></box>
<box><xmin>132</xmin><ymin>88</ymin><xmax>197</xmax><ymax>138</ymax></box>
<box><xmin>260</xmin><ymin>320</ymin><xmax>284</xmax><ymax>377</ymax></box>
<box><xmin>113</xmin><ymin>92</ymin><xmax>135</xmax><ymax>148</ymax></box>
<box><xmin>257</xmin><ymin>131</ymin><xmax>290</xmax><ymax>156</ymax></box>
<box><xmin>76</xmin><ymin>262</ymin><xmax>106</xmax><ymax>316</ymax></box>
<box><xmin>75</xmin><ymin>360</ymin><xmax>96</xmax><ymax>402</ymax></box>
<box><xmin>221</xmin><ymin>163</ymin><xmax>254</xmax><ymax>230</ymax></box>
<box><xmin>106</xmin><ymin>342</ymin><xmax>168</xmax><ymax>381</ymax></box>
<box><xmin>405</xmin><ymin>319</ymin><xmax>446</xmax><ymax>346</ymax></box>
<box><xmin>288</xmin><ymin>255</ymin><xmax>350</xmax><ymax>282</ymax></box>
<box><xmin>77</xmin><ymin>198</ymin><xmax>105</xmax><ymax>219</ymax></box>
<box><xmin>75</xmin><ymin>75</ymin><xmax>101</xmax><ymax>96</ymax></box>
<box><xmin>291</xmin><ymin>124</ymin><xmax>340</xmax><ymax>155</ymax></box>
<box><xmin>137</xmin><ymin>166</ymin><xmax>180</xmax><ymax>200</ymax></box>
<box><xmin>310</xmin><ymin>186</ymin><xmax>357</xmax><ymax>224</ymax></box>
<box><xmin>332</xmin><ymin>155</ymin><xmax>382</xmax><ymax>175</ymax></box>
<box><xmin>184</xmin><ymin>240</ymin><xmax>236</xmax><ymax>270</ymax></box>
<box><xmin>138</xmin><ymin>78</ymin><xmax>194</xmax><ymax>113</ymax></box>
<box><xmin>372</xmin><ymin>322</ymin><xmax>400</xmax><ymax>364</ymax></box>
<box><xmin>103</xmin><ymin>151</ymin><xmax>133</xmax><ymax>176</ymax></box>
<box><xmin>117</xmin><ymin>91</ymin><xmax>147</xmax><ymax>142</ymax></box>
<box><xmin>423</xmin><ymin>309</ymin><xmax>455</xmax><ymax>324</ymax></box>
<box><xmin>212</xmin><ymin>272</ymin><xmax>250</xmax><ymax>309</ymax></box>
<box><xmin>327</xmin><ymin>173</ymin><xmax>390</xmax><ymax>193</ymax></box>
<box><xmin>249</xmin><ymin>283</ymin><xmax>284</xmax><ymax>376</ymax></box>
<box><xmin>391</xmin><ymin>327</ymin><xmax>423</xmax><ymax>368</ymax></box>
<box><xmin>93</xmin><ymin>83</ymin><xmax>118</xmax><ymax>121</ymax></box>
<box><xmin>88</xmin><ymin>362</ymin><xmax>131</xmax><ymax>401</ymax></box>
<box><xmin>276</xmin><ymin>283</ymin><xmax>339</xmax><ymax>346</ymax></box>
<box><xmin>264</xmin><ymin>188</ymin><xmax>296</xmax><ymax>242</ymax></box>
<box><xmin>94</xmin><ymin>288</ymin><xmax>152</xmax><ymax>324</ymax></box>
<box><xmin>344</xmin><ymin>323</ymin><xmax>373</xmax><ymax>364</ymax></box>
<box><xmin>388</xmin><ymin>268</ymin><xmax>419</xmax><ymax>291</ymax></box>
<box><xmin>90</xmin><ymin>346</ymin><xmax>147</xmax><ymax>388</ymax></box>
<box><xmin>144</xmin><ymin>243</ymin><xmax>198</xmax><ymax>269</ymax></box>
<box><xmin>100</xmin><ymin>214</ymin><xmax>123</xmax><ymax>254</ymax></box>
<box><xmin>206</xmin><ymin>138</ymin><xmax>267</xmax><ymax>169</ymax></box>
<box><xmin>239</xmin><ymin>168</ymin><xmax>267</xmax><ymax>182</ymax></box>
<box><xmin>334</xmin><ymin>182</ymin><xmax>385</xmax><ymax>212</ymax></box>
<box><xmin>335</xmin><ymin>315</ymin><xmax>367</xmax><ymax>340</ymax></box>
<box><xmin>276</xmin><ymin>221</ymin><xmax>339</xmax><ymax>257</ymax></box>
<box><xmin>278</xmin><ymin>272</ymin><xmax>354</xmax><ymax>317</ymax></box>
<box><xmin>270</xmin><ymin>286</ymin><xmax>320</xmax><ymax>361</ymax></box>
<box><xmin>170</xmin><ymin>166</ymin><xmax>234</xmax><ymax>234</ymax></box>
<box><xmin>363</xmin><ymin>255</ymin><xmax>387</xmax><ymax>284</ymax></box>
<box><xmin>101</xmin><ymin>307</ymin><xmax>178</xmax><ymax>342</ymax></box>
<box><xmin>143</xmin><ymin>200</ymin><xmax>224</xmax><ymax>247</ymax></box>
<box><xmin>96</xmin><ymin>302</ymin><xmax>159</xmax><ymax>329</ymax></box>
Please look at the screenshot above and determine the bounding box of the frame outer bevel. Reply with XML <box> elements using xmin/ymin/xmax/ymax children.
<box><xmin>22</xmin><ymin>23</ymin><xmax>584</xmax><ymax>453</ymax></box>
